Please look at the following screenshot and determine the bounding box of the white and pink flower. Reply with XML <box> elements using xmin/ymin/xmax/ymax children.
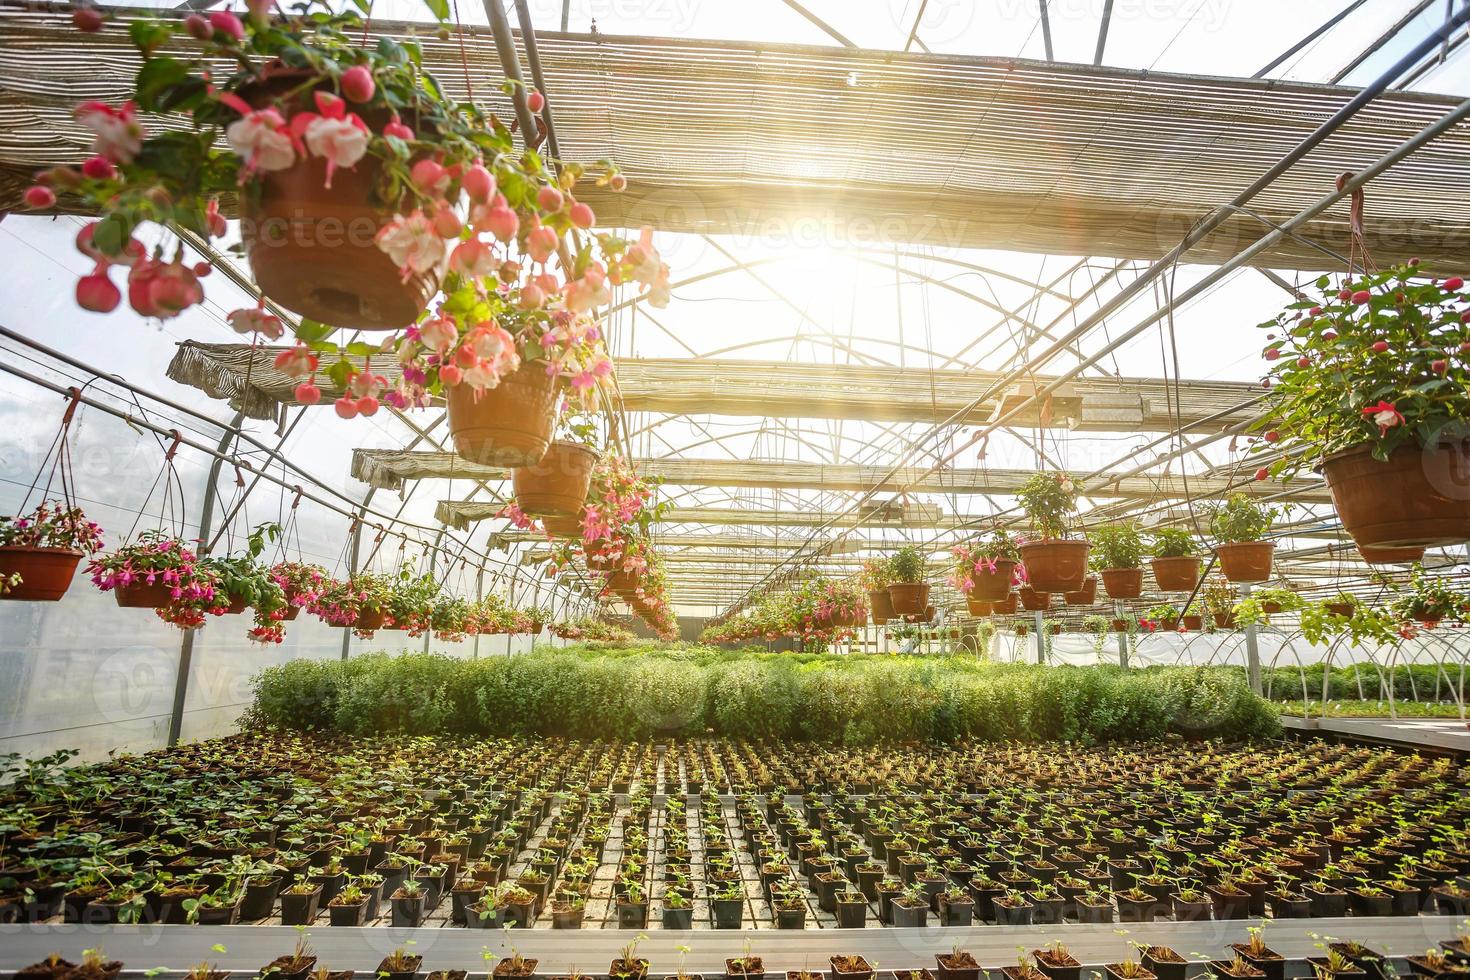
<box><xmin>75</xmin><ymin>101</ymin><xmax>142</xmax><ymax>164</ymax></box>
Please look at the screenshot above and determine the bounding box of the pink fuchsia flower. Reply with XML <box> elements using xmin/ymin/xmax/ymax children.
<box><xmin>126</xmin><ymin>258</ymin><xmax>203</xmax><ymax>318</ymax></box>
<box><xmin>227</xmin><ymin>305</ymin><xmax>284</xmax><ymax>340</ymax></box>
<box><xmin>292</xmin><ymin>92</ymin><xmax>369</xmax><ymax>188</ymax></box>
<box><xmin>564</xmin><ymin>263</ymin><xmax>610</xmax><ymax>313</ymax></box>
<box><xmin>458</xmin><ymin>322</ymin><xmax>521</xmax><ymax>389</ymax></box>
<box><xmin>273</xmin><ymin>343</ymin><xmax>318</xmax><ymax>376</ymax></box>
<box><xmin>375</xmin><ymin>210</ymin><xmax>445</xmax><ymax>281</ymax></box>
<box><xmin>450</xmin><ymin>238</ymin><xmax>499</xmax><ymax>278</ymax></box>
<box><xmin>74</xmin><ymin>101</ymin><xmax>142</xmax><ymax>164</ymax></box>
<box><xmin>383</xmin><ymin>112</ymin><xmax>414</xmax><ymax>140</ymax></box>
<box><xmin>1362</xmin><ymin>400</ymin><xmax>1405</xmax><ymax>436</ymax></box>
<box><xmin>219</xmin><ymin>95</ymin><xmax>295</xmax><ymax>174</ymax></box>
<box><xmin>418</xmin><ymin>315</ymin><xmax>458</xmax><ymax>353</ymax></box>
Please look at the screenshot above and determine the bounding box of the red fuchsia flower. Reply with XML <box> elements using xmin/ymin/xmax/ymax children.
<box><xmin>77</xmin><ymin>271</ymin><xmax>121</xmax><ymax>312</ymax></box>
<box><xmin>1362</xmin><ymin>400</ymin><xmax>1405</xmax><ymax>436</ymax></box>
<box><xmin>209</xmin><ymin>9</ymin><xmax>245</xmax><ymax>41</ymax></box>
<box><xmin>23</xmin><ymin>185</ymin><xmax>56</xmax><ymax>209</ymax></box>
<box><xmin>340</xmin><ymin>64</ymin><xmax>375</xmax><ymax>103</ymax></box>
<box><xmin>74</xmin><ymin>101</ymin><xmax>142</xmax><ymax>163</ymax></box>
<box><xmin>219</xmin><ymin>95</ymin><xmax>295</xmax><ymax>175</ymax></box>
<box><xmin>273</xmin><ymin>343</ymin><xmax>318</xmax><ymax>376</ymax></box>
<box><xmin>127</xmin><ymin>257</ymin><xmax>203</xmax><ymax>318</ymax></box>
<box><xmin>227</xmin><ymin>304</ymin><xmax>284</xmax><ymax>340</ymax></box>
<box><xmin>291</xmin><ymin>92</ymin><xmax>369</xmax><ymax>188</ymax></box>
<box><xmin>375</xmin><ymin>210</ymin><xmax>445</xmax><ymax>281</ymax></box>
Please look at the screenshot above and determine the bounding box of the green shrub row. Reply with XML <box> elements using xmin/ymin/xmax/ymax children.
<box><xmin>1263</xmin><ymin>662</ymin><xmax>1467</xmax><ymax>702</ymax></box>
<box><xmin>243</xmin><ymin>646</ymin><xmax>1282</xmax><ymax>744</ymax></box>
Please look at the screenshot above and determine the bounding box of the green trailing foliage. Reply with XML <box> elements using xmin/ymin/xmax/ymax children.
<box><xmin>244</xmin><ymin>645</ymin><xmax>1282</xmax><ymax>744</ymax></box>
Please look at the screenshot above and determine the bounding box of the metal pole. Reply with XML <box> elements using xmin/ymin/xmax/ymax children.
<box><xmin>168</xmin><ymin>409</ymin><xmax>245</xmax><ymax>746</ymax></box>
<box><xmin>1115</xmin><ymin>600</ymin><xmax>1129</xmax><ymax>668</ymax></box>
<box><xmin>1093</xmin><ymin>0</ymin><xmax>1114</xmax><ymax>65</ymax></box>
<box><xmin>777</xmin><ymin>0</ymin><xmax>858</xmax><ymax>46</ymax></box>
<box><xmin>1254</xmin><ymin>0</ymin><xmax>1372</xmax><ymax>78</ymax></box>
<box><xmin>482</xmin><ymin>0</ymin><xmax>541</xmax><ymax>144</ymax></box>
<box><xmin>1033</xmin><ymin>609</ymin><xmax>1046</xmax><ymax>664</ymax></box>
<box><xmin>1241</xmin><ymin>581</ymin><xmax>1262</xmax><ymax>694</ymax></box>
<box><xmin>513</xmin><ymin>0</ymin><xmax>561</xmax><ymax>161</ymax></box>
<box><xmin>1038</xmin><ymin>0</ymin><xmax>1054</xmax><ymax>61</ymax></box>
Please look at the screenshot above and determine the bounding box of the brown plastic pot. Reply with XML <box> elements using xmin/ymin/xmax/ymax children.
<box><xmin>114</xmin><ymin>581</ymin><xmax>177</xmax><ymax>609</ymax></box>
<box><xmin>446</xmin><ymin>363</ymin><xmax>559</xmax><ymax>467</ymax></box>
<box><xmin>0</xmin><ymin>546</ymin><xmax>82</xmax><ymax>601</ymax></box>
<box><xmin>992</xmin><ymin>594</ymin><xmax>1018</xmax><ymax>615</ymax></box>
<box><xmin>513</xmin><ymin>441</ymin><xmax>598</xmax><ymax>517</ymax></box>
<box><xmin>1150</xmin><ymin>556</ymin><xmax>1202</xmax><ymax>592</ymax></box>
<box><xmin>868</xmin><ymin>589</ymin><xmax>895</xmax><ymax>624</ymax></box>
<box><xmin>1100</xmin><ymin>567</ymin><xmax>1143</xmax><ymax>599</ymax></box>
<box><xmin>1019</xmin><ymin>586</ymin><xmax>1051</xmax><ymax>611</ymax></box>
<box><xmin>1323</xmin><ymin>441</ymin><xmax>1470</xmax><ymax>548</ymax></box>
<box><xmin>1357</xmin><ymin>543</ymin><xmax>1426</xmax><ymax>564</ymax></box>
<box><xmin>241</xmin><ymin>70</ymin><xmax>442</xmax><ymax>330</ymax></box>
<box><xmin>1182</xmin><ymin>614</ymin><xmax>1203</xmax><ymax>631</ymax></box>
<box><xmin>1019</xmin><ymin>540</ymin><xmax>1089</xmax><ymax>592</ymax></box>
<box><xmin>1216</xmin><ymin>541</ymin><xmax>1275</xmax><ymax>582</ymax></box>
<box><xmin>966</xmin><ymin>595</ymin><xmax>992</xmax><ymax>616</ymax></box>
<box><xmin>1063</xmin><ymin>575</ymin><xmax>1097</xmax><ymax>605</ymax></box>
<box><xmin>887</xmin><ymin>582</ymin><xmax>929</xmax><ymax>615</ymax></box>
<box><xmin>1213</xmin><ymin>611</ymin><xmax>1237</xmax><ymax>629</ymax></box>
<box><xmin>968</xmin><ymin>558</ymin><xmax>1016</xmax><ymax>601</ymax></box>
<box><xmin>541</xmin><ymin>513</ymin><xmax>584</xmax><ymax>538</ymax></box>
<box><xmin>356</xmin><ymin>607</ymin><xmax>387</xmax><ymax>631</ymax></box>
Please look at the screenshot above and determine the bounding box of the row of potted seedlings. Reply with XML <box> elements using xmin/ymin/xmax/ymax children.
<box><xmin>13</xmin><ymin>929</ymin><xmax>1470</xmax><ymax>980</ymax></box>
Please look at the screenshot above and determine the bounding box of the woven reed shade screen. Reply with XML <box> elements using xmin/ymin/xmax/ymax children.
<box><xmin>5</xmin><ymin>6</ymin><xmax>1469</xmax><ymax>268</ymax></box>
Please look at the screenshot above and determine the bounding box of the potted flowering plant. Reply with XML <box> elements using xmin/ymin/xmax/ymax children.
<box><xmin>1016</xmin><ymin>471</ymin><xmax>1089</xmax><ymax>592</ymax></box>
<box><xmin>1207</xmin><ymin>494</ymin><xmax>1276</xmax><ymax>582</ymax></box>
<box><xmin>203</xmin><ymin>523</ymin><xmax>288</xmax><ymax>637</ymax></box>
<box><xmin>962</xmin><ymin>529</ymin><xmax>1022</xmax><ymax>602</ymax></box>
<box><xmin>1148</xmin><ymin>526</ymin><xmax>1201</xmax><ymax>592</ymax></box>
<box><xmin>859</xmin><ymin>557</ymin><xmax>894</xmax><ymax>623</ymax></box>
<box><xmin>88</xmin><ymin>530</ymin><xmax>222</xmax><ymax>628</ymax></box>
<box><xmin>269</xmin><ymin>560</ymin><xmax>328</xmax><ymax>618</ymax></box>
<box><xmin>1389</xmin><ymin>566</ymin><xmax>1463</xmax><ymax>627</ymax></box>
<box><xmin>1255</xmin><ymin>261</ymin><xmax>1470</xmax><ymax>550</ymax></box>
<box><xmin>887</xmin><ymin>545</ymin><xmax>929</xmax><ymax>615</ymax></box>
<box><xmin>386</xmin><ymin>570</ymin><xmax>438</xmax><ymax>634</ymax></box>
<box><xmin>314</xmin><ymin>570</ymin><xmax>392</xmax><ymax>630</ymax></box>
<box><xmin>0</xmin><ymin>501</ymin><xmax>104</xmax><ymax>601</ymax></box>
<box><xmin>1089</xmin><ymin>521</ymin><xmax>1142</xmax><ymax>599</ymax></box>
<box><xmin>430</xmin><ymin>595</ymin><xmax>470</xmax><ymax>641</ymax></box>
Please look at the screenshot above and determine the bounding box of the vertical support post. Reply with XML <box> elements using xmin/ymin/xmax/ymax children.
<box><xmin>1033</xmin><ymin>609</ymin><xmax>1046</xmax><ymax>664</ymax></box>
<box><xmin>473</xmin><ymin>562</ymin><xmax>485</xmax><ymax>660</ymax></box>
<box><xmin>168</xmin><ymin>409</ymin><xmax>244</xmax><ymax>747</ymax></box>
<box><xmin>1114</xmin><ymin>600</ymin><xmax>1129</xmax><ymax>668</ymax></box>
<box><xmin>1241</xmin><ymin>581</ymin><xmax>1262</xmax><ymax>694</ymax></box>
<box><xmin>341</xmin><ymin>504</ymin><xmax>369</xmax><ymax>661</ymax></box>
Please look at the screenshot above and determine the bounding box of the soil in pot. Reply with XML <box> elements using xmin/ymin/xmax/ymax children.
<box><xmin>446</xmin><ymin>363</ymin><xmax>559</xmax><ymax>468</ymax></box>
<box><xmin>263</xmin><ymin>953</ymin><xmax>318</xmax><ymax>980</ymax></box>
<box><xmin>1019</xmin><ymin>540</ymin><xmax>1089</xmax><ymax>592</ymax></box>
<box><xmin>935</xmin><ymin>953</ymin><xmax>981</xmax><ymax>980</ymax></box>
<box><xmin>1228</xmin><ymin>945</ymin><xmax>1284</xmax><ymax>980</ymax></box>
<box><xmin>1323</xmin><ymin>441</ymin><xmax>1470</xmax><ymax>548</ymax></box>
<box><xmin>1032</xmin><ymin>947</ymin><xmax>1082</xmax><ymax>980</ymax></box>
<box><xmin>1216</xmin><ymin>541</ymin><xmax>1275</xmax><ymax>582</ymax></box>
<box><xmin>726</xmin><ymin>959</ymin><xmax>764</xmax><ymax>980</ymax></box>
<box><xmin>513</xmin><ymin>441</ymin><xmax>598</xmax><ymax>517</ymax></box>
<box><xmin>279</xmin><ymin>885</ymin><xmax>321</xmax><ymax>926</ymax></box>
<box><xmin>376</xmin><ymin>954</ymin><xmax>423</xmax><ymax>980</ymax></box>
<box><xmin>830</xmin><ymin>956</ymin><xmax>874</xmax><ymax>980</ymax></box>
<box><xmin>0</xmin><ymin>546</ymin><xmax>83</xmax><ymax>601</ymax></box>
<box><xmin>1141</xmin><ymin>949</ymin><xmax>1186</xmax><ymax>980</ymax></box>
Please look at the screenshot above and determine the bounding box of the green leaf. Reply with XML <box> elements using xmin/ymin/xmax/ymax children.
<box><xmin>326</xmin><ymin>358</ymin><xmax>354</xmax><ymax>387</ymax></box>
<box><xmin>421</xmin><ymin>0</ymin><xmax>450</xmax><ymax>22</ymax></box>
<box><xmin>92</xmin><ymin>213</ymin><xmax>131</xmax><ymax>257</ymax></box>
<box><xmin>128</xmin><ymin>20</ymin><xmax>173</xmax><ymax>55</ymax></box>
<box><xmin>135</xmin><ymin>58</ymin><xmax>189</xmax><ymax>113</ymax></box>
<box><xmin>293</xmin><ymin>318</ymin><xmax>335</xmax><ymax>344</ymax></box>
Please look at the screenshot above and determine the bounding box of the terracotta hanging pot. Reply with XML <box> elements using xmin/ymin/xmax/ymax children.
<box><xmin>968</xmin><ymin>558</ymin><xmax>1016</xmax><ymax>602</ymax></box>
<box><xmin>966</xmin><ymin>596</ymin><xmax>992</xmax><ymax>617</ymax></box>
<box><xmin>1150</xmin><ymin>556</ymin><xmax>1202</xmax><ymax>592</ymax></box>
<box><xmin>240</xmin><ymin>69</ymin><xmax>443</xmax><ymax>330</ymax></box>
<box><xmin>1100</xmin><ymin>567</ymin><xmax>1143</xmax><ymax>599</ymax></box>
<box><xmin>541</xmin><ymin>513</ymin><xmax>585</xmax><ymax>539</ymax></box>
<box><xmin>282</xmin><ymin>606</ymin><xmax>300</xmax><ymax>621</ymax></box>
<box><xmin>356</xmin><ymin>607</ymin><xmax>387</xmax><ymax>631</ymax></box>
<box><xmin>993</xmin><ymin>594</ymin><xmax>1018</xmax><ymax>615</ymax></box>
<box><xmin>1326</xmin><ymin>602</ymin><xmax>1355</xmax><ymax>617</ymax></box>
<box><xmin>831</xmin><ymin>608</ymin><xmax>861</xmax><ymax>628</ymax></box>
<box><xmin>1110</xmin><ymin>618</ymin><xmax>1130</xmax><ymax>631</ymax></box>
<box><xmin>513</xmin><ymin>441</ymin><xmax>598</xmax><ymax>517</ymax></box>
<box><xmin>1213</xmin><ymin>611</ymin><xmax>1236</xmax><ymax>629</ymax></box>
<box><xmin>1063</xmin><ymin>575</ymin><xmax>1097</xmax><ymax>606</ymax></box>
<box><xmin>923</xmin><ymin>603</ymin><xmax>937</xmax><ymax>620</ymax></box>
<box><xmin>1182</xmin><ymin>614</ymin><xmax>1203</xmax><ymax>632</ymax></box>
<box><xmin>446</xmin><ymin>364</ymin><xmax>559</xmax><ymax>467</ymax></box>
<box><xmin>868</xmin><ymin>589</ymin><xmax>895</xmax><ymax>624</ymax></box>
<box><xmin>1019</xmin><ymin>586</ymin><xmax>1051</xmax><ymax>611</ymax></box>
<box><xmin>0</xmin><ymin>546</ymin><xmax>83</xmax><ymax>601</ymax></box>
<box><xmin>1018</xmin><ymin>540</ymin><xmax>1090</xmax><ymax>593</ymax></box>
<box><xmin>887</xmin><ymin>582</ymin><xmax>929</xmax><ymax>615</ymax></box>
<box><xmin>222</xmin><ymin>594</ymin><xmax>249</xmax><ymax>615</ymax></box>
<box><xmin>1322</xmin><ymin>441</ymin><xmax>1470</xmax><ymax>549</ymax></box>
<box><xmin>115</xmin><ymin>581</ymin><xmax>178</xmax><ymax>609</ymax></box>
<box><xmin>1216</xmin><ymin>541</ymin><xmax>1275</xmax><ymax>583</ymax></box>
<box><xmin>1356</xmin><ymin>543</ymin><xmax>1425</xmax><ymax>564</ymax></box>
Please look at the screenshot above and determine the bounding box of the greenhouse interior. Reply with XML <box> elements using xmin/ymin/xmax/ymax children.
<box><xmin>3</xmin><ymin>0</ymin><xmax>1470</xmax><ymax>977</ymax></box>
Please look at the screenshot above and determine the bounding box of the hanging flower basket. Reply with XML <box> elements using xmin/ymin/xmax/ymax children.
<box><xmin>1322</xmin><ymin>442</ymin><xmax>1470</xmax><ymax>549</ymax></box>
<box><xmin>542</xmin><ymin>514</ymin><xmax>583</xmax><ymax>538</ymax></box>
<box><xmin>1019</xmin><ymin>586</ymin><xmax>1051</xmax><ymax>611</ymax></box>
<box><xmin>1150</xmin><ymin>556</ymin><xmax>1201</xmax><ymax>592</ymax></box>
<box><xmin>114</xmin><ymin>581</ymin><xmax>179</xmax><ymax>609</ymax></box>
<box><xmin>1018</xmin><ymin>540</ymin><xmax>1089</xmax><ymax>593</ymax></box>
<box><xmin>513</xmin><ymin>441</ymin><xmax>598</xmax><ymax>517</ymax></box>
<box><xmin>968</xmin><ymin>559</ymin><xmax>1017</xmax><ymax>602</ymax></box>
<box><xmin>1063</xmin><ymin>575</ymin><xmax>1097</xmax><ymax>606</ymax></box>
<box><xmin>966</xmin><ymin>596</ymin><xmax>992</xmax><ymax>617</ymax></box>
<box><xmin>447</xmin><ymin>363</ymin><xmax>559</xmax><ymax>467</ymax></box>
<box><xmin>887</xmin><ymin>582</ymin><xmax>929</xmax><ymax>616</ymax></box>
<box><xmin>356</xmin><ymin>607</ymin><xmax>387</xmax><ymax>631</ymax></box>
<box><xmin>1100</xmin><ymin>567</ymin><xmax>1142</xmax><ymax>599</ymax></box>
<box><xmin>993</xmin><ymin>594</ymin><xmax>1019</xmax><ymax>615</ymax></box>
<box><xmin>867</xmin><ymin>589</ymin><xmax>895</xmax><ymax>624</ymax></box>
<box><xmin>1357</xmin><ymin>543</ymin><xmax>1425</xmax><ymax>564</ymax></box>
<box><xmin>1216</xmin><ymin>542</ymin><xmax>1275</xmax><ymax>583</ymax></box>
<box><xmin>0</xmin><ymin>547</ymin><xmax>84</xmax><ymax>602</ymax></box>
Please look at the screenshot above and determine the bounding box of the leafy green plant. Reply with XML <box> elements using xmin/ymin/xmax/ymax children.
<box><xmin>1090</xmin><ymin>522</ymin><xmax>1143</xmax><ymax>569</ymax></box>
<box><xmin>1016</xmin><ymin>472</ymin><xmax>1083</xmax><ymax>540</ymax></box>
<box><xmin>1207</xmin><ymin>494</ymin><xmax>1275</xmax><ymax>543</ymax></box>
<box><xmin>890</xmin><ymin>546</ymin><xmax>925</xmax><ymax>584</ymax></box>
<box><xmin>1149</xmin><ymin>527</ymin><xmax>1198</xmax><ymax>558</ymax></box>
<box><xmin>1232</xmin><ymin>587</ymin><xmax>1304</xmax><ymax>627</ymax></box>
<box><xmin>1389</xmin><ymin>565</ymin><xmax>1463</xmax><ymax>624</ymax></box>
